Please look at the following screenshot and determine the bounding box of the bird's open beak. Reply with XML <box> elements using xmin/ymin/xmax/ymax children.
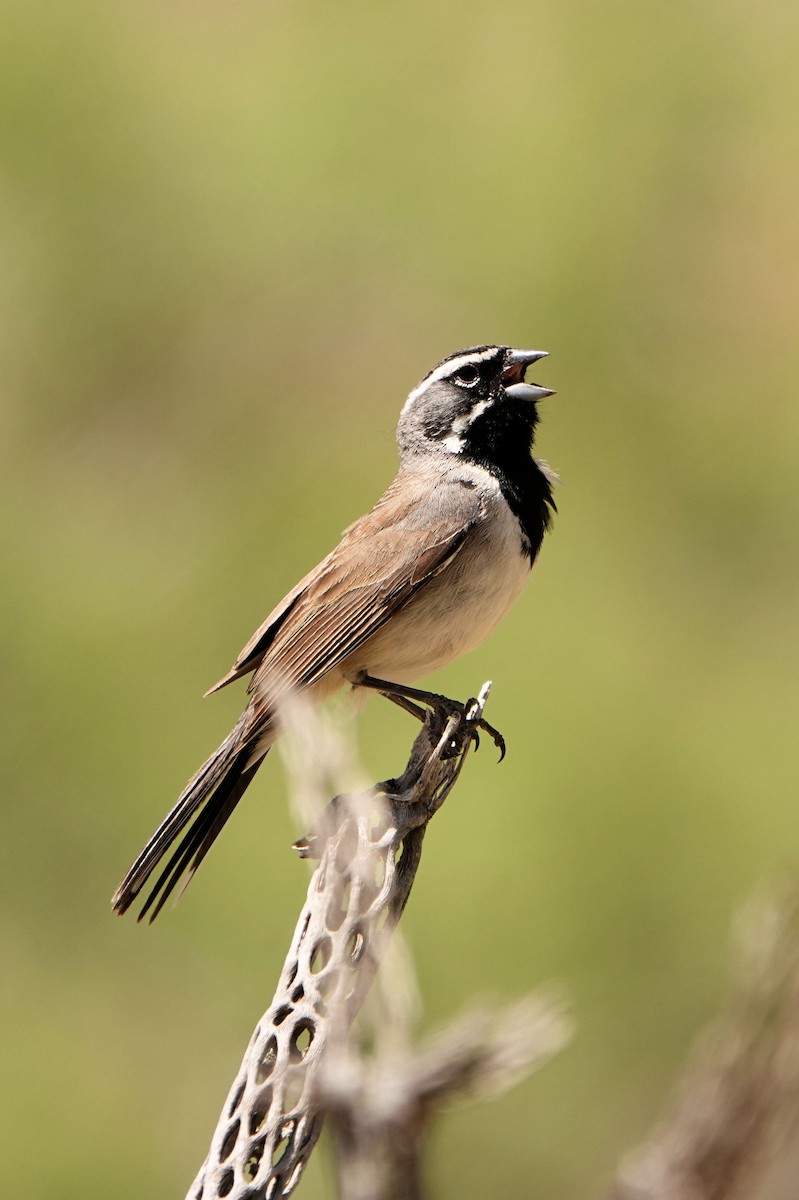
<box><xmin>502</xmin><ymin>349</ymin><xmax>555</xmax><ymax>401</ymax></box>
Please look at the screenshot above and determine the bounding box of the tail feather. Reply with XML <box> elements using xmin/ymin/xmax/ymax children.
<box><xmin>112</xmin><ymin>717</ymin><xmax>266</xmax><ymax>922</ymax></box>
<box><xmin>138</xmin><ymin>759</ymin><xmax>260</xmax><ymax>923</ymax></box>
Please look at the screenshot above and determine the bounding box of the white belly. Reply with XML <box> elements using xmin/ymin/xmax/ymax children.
<box><xmin>343</xmin><ymin>489</ymin><xmax>531</xmax><ymax>684</ymax></box>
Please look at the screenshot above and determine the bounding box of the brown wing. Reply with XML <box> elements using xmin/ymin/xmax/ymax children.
<box><xmin>204</xmin><ymin>572</ymin><xmax>318</xmax><ymax>695</ymax></box>
<box><xmin>207</xmin><ymin>472</ymin><xmax>482</xmax><ymax>702</ymax></box>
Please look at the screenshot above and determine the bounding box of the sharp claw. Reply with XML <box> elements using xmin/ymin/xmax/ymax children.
<box><xmin>474</xmin><ymin>717</ymin><xmax>506</xmax><ymax>762</ymax></box>
<box><xmin>367</xmin><ymin>673</ymin><xmax>507</xmax><ymax>761</ymax></box>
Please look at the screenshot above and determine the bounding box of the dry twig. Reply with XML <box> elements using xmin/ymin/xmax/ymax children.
<box><xmin>319</xmin><ymin>990</ymin><xmax>570</xmax><ymax>1200</ymax></box>
<box><xmin>187</xmin><ymin>684</ymin><xmax>567</xmax><ymax>1200</ymax></box>
<box><xmin>613</xmin><ymin>887</ymin><xmax>799</xmax><ymax>1200</ymax></box>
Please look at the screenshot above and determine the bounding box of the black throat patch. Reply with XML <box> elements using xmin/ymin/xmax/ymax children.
<box><xmin>461</xmin><ymin>400</ymin><xmax>556</xmax><ymax>563</ymax></box>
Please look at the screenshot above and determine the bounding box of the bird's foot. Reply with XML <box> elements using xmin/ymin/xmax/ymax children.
<box><xmin>354</xmin><ymin>672</ymin><xmax>505</xmax><ymax>761</ymax></box>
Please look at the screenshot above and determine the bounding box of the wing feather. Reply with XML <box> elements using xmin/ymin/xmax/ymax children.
<box><xmin>204</xmin><ymin>564</ymin><xmax>325</xmax><ymax>695</ymax></box>
<box><xmin>247</xmin><ymin>474</ymin><xmax>482</xmax><ymax>710</ymax></box>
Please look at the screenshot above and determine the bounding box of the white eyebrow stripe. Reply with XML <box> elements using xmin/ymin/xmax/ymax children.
<box><xmin>401</xmin><ymin>347</ymin><xmax>501</xmax><ymax>415</ymax></box>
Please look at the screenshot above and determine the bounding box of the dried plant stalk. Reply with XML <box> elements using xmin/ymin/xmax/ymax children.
<box><xmin>320</xmin><ymin>991</ymin><xmax>570</xmax><ymax>1200</ymax></box>
<box><xmin>187</xmin><ymin>685</ymin><xmax>499</xmax><ymax>1200</ymax></box>
<box><xmin>613</xmin><ymin>887</ymin><xmax>799</xmax><ymax>1200</ymax></box>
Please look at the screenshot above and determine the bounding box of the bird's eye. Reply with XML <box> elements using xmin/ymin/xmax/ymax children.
<box><xmin>453</xmin><ymin>364</ymin><xmax>479</xmax><ymax>385</ymax></box>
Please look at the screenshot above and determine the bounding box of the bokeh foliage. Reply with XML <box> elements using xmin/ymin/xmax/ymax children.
<box><xmin>2</xmin><ymin>0</ymin><xmax>798</xmax><ymax>1196</ymax></box>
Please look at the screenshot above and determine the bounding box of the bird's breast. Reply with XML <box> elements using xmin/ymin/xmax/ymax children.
<box><xmin>344</xmin><ymin>487</ymin><xmax>531</xmax><ymax>684</ymax></box>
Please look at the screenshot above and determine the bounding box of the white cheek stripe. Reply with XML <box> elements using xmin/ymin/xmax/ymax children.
<box><xmin>441</xmin><ymin>396</ymin><xmax>493</xmax><ymax>452</ymax></box>
<box><xmin>451</xmin><ymin>396</ymin><xmax>491</xmax><ymax>434</ymax></box>
<box><xmin>401</xmin><ymin>347</ymin><xmax>501</xmax><ymax>415</ymax></box>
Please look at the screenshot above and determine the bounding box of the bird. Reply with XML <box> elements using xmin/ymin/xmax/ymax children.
<box><xmin>112</xmin><ymin>344</ymin><xmax>556</xmax><ymax>921</ymax></box>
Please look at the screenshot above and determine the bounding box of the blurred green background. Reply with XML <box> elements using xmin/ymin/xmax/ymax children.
<box><xmin>2</xmin><ymin>0</ymin><xmax>798</xmax><ymax>1196</ymax></box>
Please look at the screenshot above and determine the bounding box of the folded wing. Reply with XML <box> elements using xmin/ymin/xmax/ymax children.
<box><xmin>210</xmin><ymin>473</ymin><xmax>483</xmax><ymax>713</ymax></box>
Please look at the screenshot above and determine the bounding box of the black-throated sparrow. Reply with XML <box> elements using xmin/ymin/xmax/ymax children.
<box><xmin>113</xmin><ymin>344</ymin><xmax>556</xmax><ymax>921</ymax></box>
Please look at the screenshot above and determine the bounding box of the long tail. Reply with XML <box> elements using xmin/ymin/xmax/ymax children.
<box><xmin>112</xmin><ymin>715</ymin><xmax>267</xmax><ymax>923</ymax></box>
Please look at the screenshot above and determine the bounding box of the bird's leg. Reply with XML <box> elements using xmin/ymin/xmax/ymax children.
<box><xmin>354</xmin><ymin>671</ymin><xmax>460</xmax><ymax>718</ymax></box>
<box><xmin>380</xmin><ymin>691</ymin><xmax>429</xmax><ymax>723</ymax></box>
<box><xmin>354</xmin><ymin>672</ymin><xmax>506</xmax><ymax>761</ymax></box>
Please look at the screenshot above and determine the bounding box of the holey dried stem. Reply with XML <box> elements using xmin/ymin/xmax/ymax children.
<box><xmin>188</xmin><ymin>683</ymin><xmax>503</xmax><ymax>1200</ymax></box>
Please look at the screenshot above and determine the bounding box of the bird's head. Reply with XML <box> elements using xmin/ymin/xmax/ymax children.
<box><xmin>396</xmin><ymin>345</ymin><xmax>554</xmax><ymax>463</ymax></box>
